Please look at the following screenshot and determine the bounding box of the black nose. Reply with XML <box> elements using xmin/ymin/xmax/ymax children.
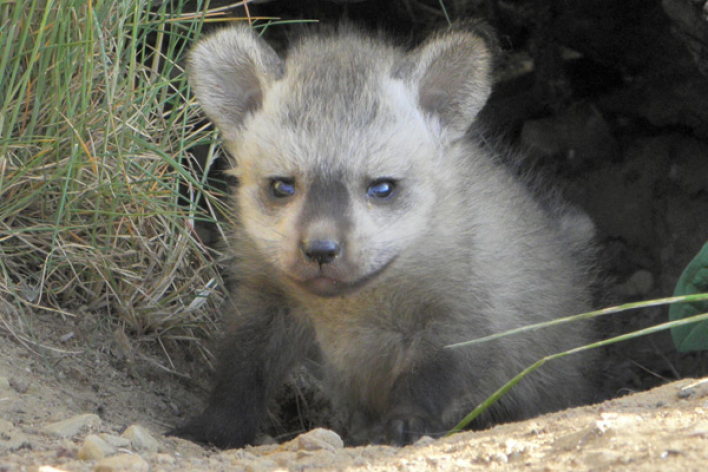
<box><xmin>301</xmin><ymin>240</ymin><xmax>341</xmax><ymax>265</ymax></box>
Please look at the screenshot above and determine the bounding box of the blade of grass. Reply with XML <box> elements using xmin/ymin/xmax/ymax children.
<box><xmin>446</xmin><ymin>293</ymin><xmax>708</xmax><ymax>349</ymax></box>
<box><xmin>448</xmin><ymin>309</ymin><xmax>708</xmax><ymax>435</ymax></box>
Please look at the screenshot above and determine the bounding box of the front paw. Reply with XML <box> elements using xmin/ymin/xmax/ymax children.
<box><xmin>384</xmin><ymin>416</ymin><xmax>434</xmax><ymax>446</ymax></box>
<box><xmin>168</xmin><ymin>406</ymin><xmax>256</xmax><ymax>449</ymax></box>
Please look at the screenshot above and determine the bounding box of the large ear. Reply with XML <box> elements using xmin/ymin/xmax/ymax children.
<box><xmin>394</xmin><ymin>22</ymin><xmax>496</xmax><ymax>139</ymax></box>
<box><xmin>188</xmin><ymin>26</ymin><xmax>284</xmax><ymax>141</ymax></box>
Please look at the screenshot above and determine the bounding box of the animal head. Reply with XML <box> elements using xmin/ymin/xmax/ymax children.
<box><xmin>188</xmin><ymin>24</ymin><xmax>494</xmax><ymax>297</ymax></box>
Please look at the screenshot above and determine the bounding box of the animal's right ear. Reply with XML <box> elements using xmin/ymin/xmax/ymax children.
<box><xmin>188</xmin><ymin>27</ymin><xmax>284</xmax><ymax>140</ymax></box>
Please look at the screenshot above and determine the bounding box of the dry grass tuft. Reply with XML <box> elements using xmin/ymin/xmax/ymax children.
<box><xmin>0</xmin><ymin>0</ymin><xmax>239</xmax><ymax>357</ymax></box>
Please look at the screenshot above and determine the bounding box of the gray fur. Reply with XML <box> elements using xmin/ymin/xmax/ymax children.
<box><xmin>171</xmin><ymin>24</ymin><xmax>598</xmax><ymax>448</ymax></box>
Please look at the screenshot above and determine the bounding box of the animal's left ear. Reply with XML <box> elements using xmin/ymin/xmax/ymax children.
<box><xmin>394</xmin><ymin>22</ymin><xmax>496</xmax><ymax>139</ymax></box>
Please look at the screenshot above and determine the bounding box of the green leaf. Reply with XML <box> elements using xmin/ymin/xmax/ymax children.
<box><xmin>669</xmin><ymin>241</ymin><xmax>708</xmax><ymax>352</ymax></box>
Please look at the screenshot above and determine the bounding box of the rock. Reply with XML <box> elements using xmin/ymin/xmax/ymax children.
<box><xmin>253</xmin><ymin>433</ymin><xmax>278</xmax><ymax>446</ymax></box>
<box><xmin>8</xmin><ymin>377</ymin><xmax>29</xmax><ymax>394</ymax></box>
<box><xmin>122</xmin><ymin>424</ymin><xmax>159</xmax><ymax>453</ymax></box>
<box><xmin>93</xmin><ymin>453</ymin><xmax>149</xmax><ymax>472</ymax></box>
<box><xmin>80</xmin><ymin>437</ymin><xmax>107</xmax><ymax>461</ymax></box>
<box><xmin>414</xmin><ymin>435</ymin><xmax>436</xmax><ymax>447</ymax></box>
<box><xmin>43</xmin><ymin>413</ymin><xmax>101</xmax><ymax>439</ymax></box>
<box><xmin>79</xmin><ymin>434</ymin><xmax>116</xmax><ymax>461</ymax></box>
<box><xmin>283</xmin><ymin>428</ymin><xmax>344</xmax><ymax>452</ymax></box>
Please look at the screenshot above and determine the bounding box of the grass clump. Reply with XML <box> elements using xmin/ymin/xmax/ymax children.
<box><xmin>0</xmin><ymin>0</ymin><xmax>228</xmax><ymax>353</ymax></box>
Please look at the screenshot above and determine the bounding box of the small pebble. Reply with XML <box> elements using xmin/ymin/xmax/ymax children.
<box><xmin>414</xmin><ymin>435</ymin><xmax>436</xmax><ymax>447</ymax></box>
<box><xmin>43</xmin><ymin>414</ymin><xmax>101</xmax><ymax>438</ymax></box>
<box><xmin>8</xmin><ymin>377</ymin><xmax>29</xmax><ymax>394</ymax></box>
<box><xmin>93</xmin><ymin>453</ymin><xmax>149</xmax><ymax>472</ymax></box>
<box><xmin>79</xmin><ymin>434</ymin><xmax>116</xmax><ymax>461</ymax></box>
<box><xmin>678</xmin><ymin>388</ymin><xmax>695</xmax><ymax>399</ymax></box>
<box><xmin>122</xmin><ymin>424</ymin><xmax>159</xmax><ymax>453</ymax></box>
<box><xmin>284</xmin><ymin>428</ymin><xmax>344</xmax><ymax>452</ymax></box>
<box><xmin>80</xmin><ymin>438</ymin><xmax>107</xmax><ymax>461</ymax></box>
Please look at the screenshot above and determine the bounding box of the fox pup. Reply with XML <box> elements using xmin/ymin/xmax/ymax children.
<box><xmin>171</xmin><ymin>23</ymin><xmax>598</xmax><ymax>448</ymax></box>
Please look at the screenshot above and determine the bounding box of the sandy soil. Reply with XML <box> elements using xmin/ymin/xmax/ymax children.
<box><xmin>1</xmin><ymin>317</ymin><xmax>707</xmax><ymax>472</ymax></box>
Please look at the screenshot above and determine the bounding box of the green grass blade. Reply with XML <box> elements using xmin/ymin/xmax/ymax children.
<box><xmin>446</xmin><ymin>293</ymin><xmax>708</xmax><ymax>349</ymax></box>
<box><xmin>448</xmin><ymin>310</ymin><xmax>708</xmax><ymax>435</ymax></box>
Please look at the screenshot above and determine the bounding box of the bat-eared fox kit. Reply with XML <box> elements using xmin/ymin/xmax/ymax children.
<box><xmin>171</xmin><ymin>21</ymin><xmax>600</xmax><ymax>448</ymax></box>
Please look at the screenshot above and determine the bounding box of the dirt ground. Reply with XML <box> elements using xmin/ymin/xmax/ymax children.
<box><xmin>1</xmin><ymin>313</ymin><xmax>708</xmax><ymax>472</ymax></box>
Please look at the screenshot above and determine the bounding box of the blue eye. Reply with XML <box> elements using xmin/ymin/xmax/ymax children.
<box><xmin>270</xmin><ymin>178</ymin><xmax>295</xmax><ymax>198</ymax></box>
<box><xmin>367</xmin><ymin>179</ymin><xmax>395</xmax><ymax>199</ymax></box>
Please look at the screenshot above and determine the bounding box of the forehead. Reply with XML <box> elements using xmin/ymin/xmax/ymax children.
<box><xmin>281</xmin><ymin>34</ymin><xmax>397</xmax><ymax>129</ymax></box>
<box><xmin>238</xmin><ymin>34</ymin><xmax>430</xmax><ymax>178</ymax></box>
<box><xmin>248</xmin><ymin>92</ymin><xmax>427</xmax><ymax>179</ymax></box>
